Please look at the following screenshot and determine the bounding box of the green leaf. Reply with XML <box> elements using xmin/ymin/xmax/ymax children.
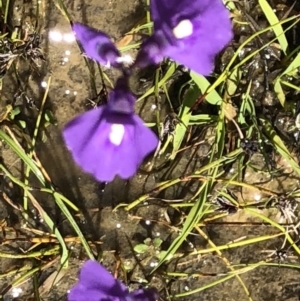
<box><xmin>281</xmin><ymin>52</ymin><xmax>300</xmax><ymax>77</ymax></box>
<box><xmin>190</xmin><ymin>71</ymin><xmax>222</xmax><ymax>105</ymax></box>
<box><xmin>226</xmin><ymin>68</ymin><xmax>241</xmax><ymax>96</ymax></box>
<box><xmin>137</xmin><ymin>63</ymin><xmax>176</xmax><ymax>102</ymax></box>
<box><xmin>170</xmin><ymin>83</ymin><xmax>200</xmax><ymax>159</ymax></box>
<box><xmin>0</xmin><ymin>130</ymin><xmax>95</xmax><ymax>263</ymax></box>
<box><xmin>189</xmin><ymin>114</ymin><xmax>218</xmax><ymax>123</ymax></box>
<box><xmin>157</xmin><ymin>251</ymin><xmax>173</xmax><ymax>261</ymax></box>
<box><xmin>260</xmin><ymin>118</ymin><xmax>300</xmax><ymax>176</ymax></box>
<box><xmin>238</xmin><ymin>80</ymin><xmax>253</xmax><ymax>125</ymax></box>
<box><xmin>274</xmin><ymin>52</ymin><xmax>300</xmax><ymax>107</ymax></box>
<box><xmin>45</xmin><ymin>109</ymin><xmax>58</xmax><ymax>126</ymax></box>
<box><xmin>134</xmin><ymin>244</ymin><xmax>149</xmax><ymax>254</ymax></box>
<box><xmin>258</xmin><ymin>0</ymin><xmax>288</xmax><ymax>54</ymax></box>
<box><xmin>152</xmin><ymin>183</ymin><xmax>208</xmax><ymax>272</ymax></box>
<box><xmin>153</xmin><ymin>238</ymin><xmax>163</xmax><ymax>248</ymax></box>
<box><xmin>18</xmin><ymin>120</ymin><xmax>26</xmax><ymax>129</ymax></box>
<box><xmin>143</xmin><ymin>238</ymin><xmax>152</xmax><ymax>246</ymax></box>
<box><xmin>274</xmin><ymin>79</ymin><xmax>285</xmax><ymax>107</ymax></box>
<box><xmin>10</xmin><ymin>106</ymin><xmax>21</xmax><ymax>118</ymax></box>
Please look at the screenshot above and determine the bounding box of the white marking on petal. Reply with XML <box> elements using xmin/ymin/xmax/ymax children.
<box><xmin>104</xmin><ymin>61</ymin><xmax>111</xmax><ymax>69</ymax></box>
<box><xmin>109</xmin><ymin>123</ymin><xmax>125</xmax><ymax>146</ymax></box>
<box><xmin>173</xmin><ymin>19</ymin><xmax>193</xmax><ymax>39</ymax></box>
<box><xmin>116</xmin><ymin>53</ymin><xmax>134</xmax><ymax>65</ymax></box>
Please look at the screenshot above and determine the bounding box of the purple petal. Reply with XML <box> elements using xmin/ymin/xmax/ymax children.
<box><xmin>129</xmin><ymin>288</ymin><xmax>158</xmax><ymax>301</ymax></box>
<box><xmin>68</xmin><ymin>261</ymin><xmax>127</xmax><ymax>301</ymax></box>
<box><xmin>68</xmin><ymin>287</ymin><xmax>110</xmax><ymax>301</ymax></box>
<box><xmin>107</xmin><ymin>77</ymin><xmax>135</xmax><ymax>114</ymax></box>
<box><xmin>63</xmin><ymin>108</ymin><xmax>158</xmax><ymax>182</ymax></box>
<box><xmin>137</xmin><ymin>0</ymin><xmax>233</xmax><ymax>75</ymax></box>
<box><xmin>134</xmin><ymin>32</ymin><xmax>168</xmax><ymax>68</ymax></box>
<box><xmin>72</xmin><ymin>22</ymin><xmax>121</xmax><ymax>67</ymax></box>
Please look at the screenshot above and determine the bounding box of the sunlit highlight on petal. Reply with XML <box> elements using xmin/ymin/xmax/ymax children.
<box><xmin>173</xmin><ymin>19</ymin><xmax>193</xmax><ymax>39</ymax></box>
<box><xmin>109</xmin><ymin>123</ymin><xmax>125</xmax><ymax>146</ymax></box>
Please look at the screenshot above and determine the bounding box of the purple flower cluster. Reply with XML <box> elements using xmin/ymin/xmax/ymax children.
<box><xmin>63</xmin><ymin>77</ymin><xmax>158</xmax><ymax>182</ymax></box>
<box><xmin>63</xmin><ymin>0</ymin><xmax>232</xmax><ymax>182</ymax></box>
<box><xmin>68</xmin><ymin>260</ymin><xmax>158</xmax><ymax>301</ymax></box>
<box><xmin>136</xmin><ymin>0</ymin><xmax>233</xmax><ymax>75</ymax></box>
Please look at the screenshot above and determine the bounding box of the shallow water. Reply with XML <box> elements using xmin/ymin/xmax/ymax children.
<box><xmin>1</xmin><ymin>0</ymin><xmax>300</xmax><ymax>300</ymax></box>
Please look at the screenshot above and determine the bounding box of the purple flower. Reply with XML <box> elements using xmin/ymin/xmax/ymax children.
<box><xmin>63</xmin><ymin>77</ymin><xmax>158</xmax><ymax>182</ymax></box>
<box><xmin>135</xmin><ymin>0</ymin><xmax>233</xmax><ymax>75</ymax></box>
<box><xmin>73</xmin><ymin>22</ymin><xmax>122</xmax><ymax>68</ymax></box>
<box><xmin>68</xmin><ymin>260</ymin><xmax>158</xmax><ymax>301</ymax></box>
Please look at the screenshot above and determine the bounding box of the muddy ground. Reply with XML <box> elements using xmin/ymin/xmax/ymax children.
<box><xmin>0</xmin><ymin>0</ymin><xmax>300</xmax><ymax>300</ymax></box>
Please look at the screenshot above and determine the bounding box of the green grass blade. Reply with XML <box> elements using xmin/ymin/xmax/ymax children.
<box><xmin>0</xmin><ymin>164</ymin><xmax>69</xmax><ymax>266</ymax></box>
<box><xmin>53</xmin><ymin>195</ymin><xmax>95</xmax><ymax>260</ymax></box>
<box><xmin>170</xmin><ymin>83</ymin><xmax>199</xmax><ymax>159</ymax></box>
<box><xmin>204</xmin><ymin>15</ymin><xmax>300</xmax><ymax>98</ymax></box>
<box><xmin>258</xmin><ymin>0</ymin><xmax>288</xmax><ymax>54</ymax></box>
<box><xmin>151</xmin><ymin>183</ymin><xmax>209</xmax><ymax>272</ymax></box>
<box><xmin>260</xmin><ymin>118</ymin><xmax>300</xmax><ymax>176</ymax></box>
<box><xmin>137</xmin><ymin>63</ymin><xmax>176</xmax><ymax>101</ymax></box>
<box><xmin>280</xmin><ymin>52</ymin><xmax>300</xmax><ymax>77</ymax></box>
<box><xmin>175</xmin><ymin>274</ymin><xmax>236</xmax><ymax>297</ymax></box>
<box><xmin>0</xmin><ymin>130</ymin><xmax>95</xmax><ymax>261</ymax></box>
<box><xmin>245</xmin><ymin>208</ymin><xmax>300</xmax><ymax>256</ymax></box>
<box><xmin>24</xmin><ymin>77</ymin><xmax>52</xmax><ymax>217</ymax></box>
<box><xmin>0</xmin><ymin>130</ymin><xmax>46</xmax><ymax>183</ymax></box>
<box><xmin>190</xmin><ymin>71</ymin><xmax>222</xmax><ymax>105</ymax></box>
<box><xmin>274</xmin><ymin>79</ymin><xmax>285</xmax><ymax>107</ymax></box>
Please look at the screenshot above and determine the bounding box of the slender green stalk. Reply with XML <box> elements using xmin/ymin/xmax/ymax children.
<box><xmin>146</xmin><ymin>0</ymin><xmax>152</xmax><ymax>35</ymax></box>
<box><xmin>151</xmin><ymin>182</ymin><xmax>209</xmax><ymax>272</ymax></box>
<box><xmin>195</xmin><ymin>226</ymin><xmax>252</xmax><ymax>301</ymax></box>
<box><xmin>23</xmin><ymin>77</ymin><xmax>52</xmax><ymax>219</ymax></box>
<box><xmin>4</xmin><ymin>0</ymin><xmax>10</xmax><ymax>29</ymax></box>
<box><xmin>0</xmin><ymin>163</ymin><xmax>95</xmax><ymax>261</ymax></box>
<box><xmin>174</xmin><ymin>274</ymin><xmax>236</xmax><ymax>297</ymax></box>
<box><xmin>245</xmin><ymin>208</ymin><xmax>300</xmax><ymax>256</ymax></box>
<box><xmin>122</xmin><ymin>148</ymin><xmax>243</xmax><ymax>210</ymax></box>
<box><xmin>33</xmin><ymin>273</ymin><xmax>41</xmax><ymax>301</ymax></box>
<box><xmin>192</xmin><ymin>232</ymin><xmax>284</xmax><ymax>255</ymax></box>
<box><xmin>0</xmin><ymin>245</ymin><xmax>59</xmax><ymax>259</ymax></box>
<box><xmin>204</xmin><ymin>15</ymin><xmax>300</xmax><ymax>98</ymax></box>
<box><xmin>1</xmin><ymin>164</ymin><xmax>69</xmax><ymax>265</ymax></box>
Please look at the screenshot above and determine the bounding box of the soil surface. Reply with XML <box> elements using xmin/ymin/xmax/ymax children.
<box><xmin>1</xmin><ymin>1</ymin><xmax>300</xmax><ymax>301</ymax></box>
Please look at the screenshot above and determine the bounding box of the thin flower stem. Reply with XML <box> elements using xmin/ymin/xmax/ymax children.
<box><xmin>0</xmin><ymin>245</ymin><xmax>59</xmax><ymax>259</ymax></box>
<box><xmin>23</xmin><ymin>76</ymin><xmax>51</xmax><ymax>219</ymax></box>
<box><xmin>121</xmin><ymin>148</ymin><xmax>242</xmax><ymax>210</ymax></box>
<box><xmin>0</xmin><ymin>163</ymin><xmax>94</xmax><ymax>261</ymax></box>
<box><xmin>245</xmin><ymin>208</ymin><xmax>300</xmax><ymax>256</ymax></box>
<box><xmin>3</xmin><ymin>0</ymin><xmax>10</xmax><ymax>33</ymax></box>
<box><xmin>191</xmin><ymin>232</ymin><xmax>284</xmax><ymax>255</ymax></box>
<box><xmin>146</xmin><ymin>0</ymin><xmax>152</xmax><ymax>35</ymax></box>
<box><xmin>195</xmin><ymin>225</ymin><xmax>252</xmax><ymax>301</ymax></box>
<box><xmin>174</xmin><ymin>274</ymin><xmax>236</xmax><ymax>297</ymax></box>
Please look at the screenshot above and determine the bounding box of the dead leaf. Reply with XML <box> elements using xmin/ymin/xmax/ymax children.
<box><xmin>39</xmin><ymin>269</ymin><xmax>66</xmax><ymax>296</ymax></box>
<box><xmin>116</xmin><ymin>34</ymin><xmax>133</xmax><ymax>48</ymax></box>
<box><xmin>223</xmin><ymin>100</ymin><xmax>237</xmax><ymax>121</ymax></box>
